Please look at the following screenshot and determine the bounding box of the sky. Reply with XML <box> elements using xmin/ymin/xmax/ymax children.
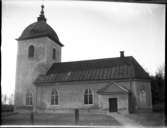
<box><xmin>2</xmin><ymin>0</ymin><xmax>165</xmax><ymax>96</ymax></box>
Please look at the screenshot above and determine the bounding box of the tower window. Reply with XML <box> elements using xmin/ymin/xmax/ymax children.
<box><xmin>51</xmin><ymin>89</ymin><xmax>58</xmax><ymax>105</ymax></box>
<box><xmin>26</xmin><ymin>92</ymin><xmax>32</xmax><ymax>106</ymax></box>
<box><xmin>84</xmin><ymin>89</ymin><xmax>93</xmax><ymax>104</ymax></box>
<box><xmin>28</xmin><ymin>45</ymin><xmax>34</xmax><ymax>58</ymax></box>
<box><xmin>52</xmin><ymin>48</ymin><xmax>56</xmax><ymax>60</ymax></box>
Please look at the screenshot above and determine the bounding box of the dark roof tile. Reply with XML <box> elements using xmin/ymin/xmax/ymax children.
<box><xmin>17</xmin><ymin>21</ymin><xmax>64</xmax><ymax>47</ymax></box>
<box><xmin>35</xmin><ymin>56</ymin><xmax>150</xmax><ymax>84</ymax></box>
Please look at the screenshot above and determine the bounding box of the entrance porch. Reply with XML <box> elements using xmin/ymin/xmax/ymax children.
<box><xmin>97</xmin><ymin>82</ymin><xmax>129</xmax><ymax>113</ymax></box>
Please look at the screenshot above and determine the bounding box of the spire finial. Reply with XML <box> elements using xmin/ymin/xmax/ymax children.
<box><xmin>41</xmin><ymin>4</ymin><xmax>44</xmax><ymax>15</ymax></box>
<box><xmin>37</xmin><ymin>4</ymin><xmax>47</xmax><ymax>22</ymax></box>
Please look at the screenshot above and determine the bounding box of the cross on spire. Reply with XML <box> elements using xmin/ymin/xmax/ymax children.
<box><xmin>37</xmin><ymin>4</ymin><xmax>47</xmax><ymax>22</ymax></box>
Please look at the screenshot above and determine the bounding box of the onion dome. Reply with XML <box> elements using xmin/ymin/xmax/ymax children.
<box><xmin>17</xmin><ymin>5</ymin><xmax>63</xmax><ymax>47</ymax></box>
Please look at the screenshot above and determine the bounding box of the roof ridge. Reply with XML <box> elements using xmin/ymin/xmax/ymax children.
<box><xmin>53</xmin><ymin>56</ymin><xmax>133</xmax><ymax>65</ymax></box>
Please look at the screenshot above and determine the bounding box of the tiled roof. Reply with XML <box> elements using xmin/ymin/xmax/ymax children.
<box><xmin>97</xmin><ymin>82</ymin><xmax>129</xmax><ymax>94</ymax></box>
<box><xmin>35</xmin><ymin>56</ymin><xmax>150</xmax><ymax>84</ymax></box>
<box><xmin>17</xmin><ymin>21</ymin><xmax>63</xmax><ymax>47</ymax></box>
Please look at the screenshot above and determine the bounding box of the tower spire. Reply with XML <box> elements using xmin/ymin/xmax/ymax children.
<box><xmin>37</xmin><ymin>4</ymin><xmax>47</xmax><ymax>22</ymax></box>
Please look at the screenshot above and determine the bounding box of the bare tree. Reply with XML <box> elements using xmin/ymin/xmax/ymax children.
<box><xmin>2</xmin><ymin>94</ymin><xmax>7</xmax><ymax>105</ymax></box>
<box><xmin>9</xmin><ymin>94</ymin><xmax>14</xmax><ymax>105</ymax></box>
<box><xmin>151</xmin><ymin>63</ymin><xmax>165</xmax><ymax>106</ymax></box>
<box><xmin>156</xmin><ymin>64</ymin><xmax>165</xmax><ymax>79</ymax></box>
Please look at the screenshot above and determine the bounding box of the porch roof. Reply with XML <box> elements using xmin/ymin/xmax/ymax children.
<box><xmin>97</xmin><ymin>82</ymin><xmax>129</xmax><ymax>95</ymax></box>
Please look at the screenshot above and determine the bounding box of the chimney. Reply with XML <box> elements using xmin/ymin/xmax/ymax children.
<box><xmin>120</xmin><ymin>51</ymin><xmax>124</xmax><ymax>57</ymax></box>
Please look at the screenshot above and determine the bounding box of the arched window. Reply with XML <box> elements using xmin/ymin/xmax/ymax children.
<box><xmin>28</xmin><ymin>45</ymin><xmax>34</xmax><ymax>58</ymax></box>
<box><xmin>84</xmin><ymin>89</ymin><xmax>93</xmax><ymax>104</ymax></box>
<box><xmin>52</xmin><ymin>48</ymin><xmax>56</xmax><ymax>60</ymax></box>
<box><xmin>26</xmin><ymin>92</ymin><xmax>32</xmax><ymax>105</ymax></box>
<box><xmin>51</xmin><ymin>89</ymin><xmax>58</xmax><ymax>105</ymax></box>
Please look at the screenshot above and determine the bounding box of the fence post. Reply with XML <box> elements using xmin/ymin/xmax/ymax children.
<box><xmin>75</xmin><ymin>109</ymin><xmax>79</xmax><ymax>124</ymax></box>
<box><xmin>30</xmin><ymin>111</ymin><xmax>34</xmax><ymax>125</ymax></box>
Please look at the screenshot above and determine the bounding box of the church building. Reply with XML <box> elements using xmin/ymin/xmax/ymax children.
<box><xmin>15</xmin><ymin>5</ymin><xmax>152</xmax><ymax>113</ymax></box>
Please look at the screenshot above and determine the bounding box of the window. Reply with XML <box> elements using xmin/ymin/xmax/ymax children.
<box><xmin>84</xmin><ymin>89</ymin><xmax>93</xmax><ymax>104</ymax></box>
<box><xmin>28</xmin><ymin>45</ymin><xmax>34</xmax><ymax>58</ymax></box>
<box><xmin>52</xmin><ymin>48</ymin><xmax>56</xmax><ymax>60</ymax></box>
<box><xmin>51</xmin><ymin>89</ymin><xmax>58</xmax><ymax>105</ymax></box>
<box><xmin>139</xmin><ymin>89</ymin><xmax>146</xmax><ymax>106</ymax></box>
<box><xmin>26</xmin><ymin>92</ymin><xmax>32</xmax><ymax>105</ymax></box>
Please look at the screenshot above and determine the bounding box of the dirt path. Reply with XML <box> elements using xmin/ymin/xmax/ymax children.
<box><xmin>108</xmin><ymin>112</ymin><xmax>165</xmax><ymax>128</ymax></box>
<box><xmin>108</xmin><ymin>113</ymin><xmax>144</xmax><ymax>128</ymax></box>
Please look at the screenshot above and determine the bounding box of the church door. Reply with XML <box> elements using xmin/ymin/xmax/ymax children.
<box><xmin>109</xmin><ymin>98</ymin><xmax>117</xmax><ymax>112</ymax></box>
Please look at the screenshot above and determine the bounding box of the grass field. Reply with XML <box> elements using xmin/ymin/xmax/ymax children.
<box><xmin>2</xmin><ymin>111</ymin><xmax>165</xmax><ymax>126</ymax></box>
<box><xmin>1</xmin><ymin>112</ymin><xmax>121</xmax><ymax>125</ymax></box>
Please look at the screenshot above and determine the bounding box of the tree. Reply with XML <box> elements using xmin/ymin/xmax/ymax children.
<box><xmin>2</xmin><ymin>94</ymin><xmax>7</xmax><ymax>105</ymax></box>
<box><xmin>9</xmin><ymin>94</ymin><xmax>14</xmax><ymax>105</ymax></box>
<box><xmin>151</xmin><ymin>64</ymin><xmax>165</xmax><ymax>105</ymax></box>
<box><xmin>155</xmin><ymin>64</ymin><xmax>165</xmax><ymax>79</ymax></box>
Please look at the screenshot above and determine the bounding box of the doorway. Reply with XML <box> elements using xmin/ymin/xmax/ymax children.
<box><xmin>109</xmin><ymin>98</ymin><xmax>117</xmax><ymax>112</ymax></box>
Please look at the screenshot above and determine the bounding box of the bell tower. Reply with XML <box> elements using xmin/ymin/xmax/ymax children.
<box><xmin>14</xmin><ymin>5</ymin><xmax>63</xmax><ymax>110</ymax></box>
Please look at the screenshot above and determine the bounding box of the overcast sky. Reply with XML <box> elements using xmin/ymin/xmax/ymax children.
<box><xmin>2</xmin><ymin>0</ymin><xmax>165</xmax><ymax>96</ymax></box>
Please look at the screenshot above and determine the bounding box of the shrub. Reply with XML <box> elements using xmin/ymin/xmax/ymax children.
<box><xmin>1</xmin><ymin>105</ymin><xmax>14</xmax><ymax>112</ymax></box>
